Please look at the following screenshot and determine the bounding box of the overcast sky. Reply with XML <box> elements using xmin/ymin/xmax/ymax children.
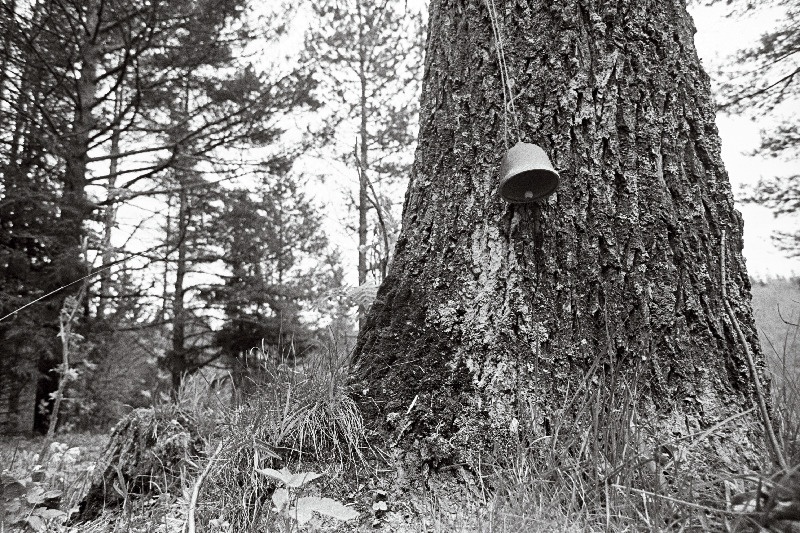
<box><xmin>688</xmin><ymin>4</ymin><xmax>797</xmax><ymax>279</ymax></box>
<box><xmin>310</xmin><ymin>3</ymin><xmax>799</xmax><ymax>284</ymax></box>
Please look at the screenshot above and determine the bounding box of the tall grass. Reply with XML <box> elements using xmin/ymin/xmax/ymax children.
<box><xmin>477</xmin><ymin>362</ymin><xmax>772</xmax><ymax>532</ymax></box>
<box><xmin>0</xmin><ymin>337</ymin><xmax>369</xmax><ymax>532</ymax></box>
<box><xmin>763</xmin><ymin>320</ymin><xmax>800</xmax><ymax>466</ymax></box>
<box><xmin>476</xmin><ymin>309</ymin><xmax>800</xmax><ymax>532</ymax></box>
<box><xmin>176</xmin><ymin>338</ymin><xmax>368</xmax><ymax>531</ymax></box>
<box><xmin>227</xmin><ymin>339</ymin><xmax>367</xmax><ymax>465</ymax></box>
<box><xmin>5</xmin><ymin>301</ymin><xmax>799</xmax><ymax>532</ymax></box>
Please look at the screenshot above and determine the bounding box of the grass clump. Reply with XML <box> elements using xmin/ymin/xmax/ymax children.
<box><xmin>477</xmin><ymin>306</ymin><xmax>800</xmax><ymax>533</ymax></box>
<box><xmin>239</xmin><ymin>341</ymin><xmax>367</xmax><ymax>465</ymax></box>
<box><xmin>478</xmin><ymin>361</ymin><xmax>766</xmax><ymax>532</ymax></box>
<box><xmin>177</xmin><ymin>341</ymin><xmax>368</xmax><ymax>532</ymax></box>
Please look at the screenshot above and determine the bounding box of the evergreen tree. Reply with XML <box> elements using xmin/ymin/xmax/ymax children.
<box><xmin>716</xmin><ymin>1</ymin><xmax>800</xmax><ymax>253</ymax></box>
<box><xmin>305</xmin><ymin>0</ymin><xmax>423</xmax><ymax>324</ymax></box>
<box><xmin>0</xmin><ymin>0</ymin><xmax>315</xmax><ymax>429</ymax></box>
<box><xmin>0</xmin><ymin>1</ymin><xmax>69</xmax><ymax>432</ymax></box>
<box><xmin>200</xmin><ymin>163</ymin><xmax>334</xmax><ymax>397</ymax></box>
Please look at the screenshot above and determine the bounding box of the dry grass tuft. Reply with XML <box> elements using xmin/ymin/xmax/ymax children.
<box><xmin>233</xmin><ymin>342</ymin><xmax>368</xmax><ymax>465</ymax></box>
<box><xmin>178</xmin><ymin>341</ymin><xmax>368</xmax><ymax>531</ymax></box>
<box><xmin>479</xmin><ymin>358</ymin><xmax>772</xmax><ymax>532</ymax></box>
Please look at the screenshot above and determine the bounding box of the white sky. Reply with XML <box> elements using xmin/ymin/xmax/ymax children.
<box><xmin>689</xmin><ymin>3</ymin><xmax>798</xmax><ymax>280</ymax></box>
<box><xmin>306</xmin><ymin>2</ymin><xmax>800</xmax><ymax>285</ymax></box>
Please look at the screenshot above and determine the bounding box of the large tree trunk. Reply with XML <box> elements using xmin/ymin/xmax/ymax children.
<box><xmin>354</xmin><ymin>0</ymin><xmax>766</xmax><ymax>467</ymax></box>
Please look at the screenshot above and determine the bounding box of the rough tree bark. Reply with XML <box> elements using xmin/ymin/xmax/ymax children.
<box><xmin>354</xmin><ymin>0</ymin><xmax>767</xmax><ymax>467</ymax></box>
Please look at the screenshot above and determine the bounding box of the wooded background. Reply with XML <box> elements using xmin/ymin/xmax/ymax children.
<box><xmin>0</xmin><ymin>0</ymin><xmax>797</xmax><ymax>445</ymax></box>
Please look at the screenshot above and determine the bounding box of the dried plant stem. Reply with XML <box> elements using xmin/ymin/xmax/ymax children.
<box><xmin>720</xmin><ymin>230</ymin><xmax>788</xmax><ymax>471</ymax></box>
<box><xmin>38</xmin><ymin>280</ymin><xmax>88</xmax><ymax>462</ymax></box>
<box><xmin>188</xmin><ymin>441</ymin><xmax>224</xmax><ymax>533</ymax></box>
<box><xmin>49</xmin><ymin>308</ymin><xmax>76</xmax><ymax>435</ymax></box>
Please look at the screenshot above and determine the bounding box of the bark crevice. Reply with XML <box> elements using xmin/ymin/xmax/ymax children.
<box><xmin>354</xmin><ymin>0</ymin><xmax>766</xmax><ymax>469</ymax></box>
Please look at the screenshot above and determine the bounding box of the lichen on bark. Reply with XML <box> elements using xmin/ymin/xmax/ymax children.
<box><xmin>353</xmin><ymin>0</ymin><xmax>766</xmax><ymax>469</ymax></box>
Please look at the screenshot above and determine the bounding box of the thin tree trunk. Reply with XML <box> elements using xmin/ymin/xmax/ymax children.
<box><xmin>354</xmin><ymin>0</ymin><xmax>766</xmax><ymax>468</ymax></box>
<box><xmin>277</xmin><ymin>186</ymin><xmax>285</xmax><ymax>286</ymax></box>
<box><xmin>97</xmin><ymin>89</ymin><xmax>123</xmax><ymax>318</ymax></box>
<box><xmin>0</xmin><ymin>0</ymin><xmax>16</xmax><ymax>136</ymax></box>
<box><xmin>162</xmin><ymin>194</ymin><xmax>173</xmax><ymax>322</ymax></box>
<box><xmin>169</xmin><ymin>179</ymin><xmax>189</xmax><ymax>393</ymax></box>
<box><xmin>8</xmin><ymin>54</ymin><xmax>31</xmax><ymax>167</ymax></box>
<box><xmin>40</xmin><ymin>282</ymin><xmax>87</xmax><ymax>458</ymax></box>
<box><xmin>356</xmin><ymin>0</ymin><xmax>370</xmax><ymax>328</ymax></box>
<box><xmin>167</xmin><ymin>84</ymin><xmax>193</xmax><ymax>394</ymax></box>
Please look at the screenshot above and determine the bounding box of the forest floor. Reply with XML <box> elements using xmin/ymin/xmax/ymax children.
<box><xmin>2</xmin><ymin>279</ymin><xmax>799</xmax><ymax>532</ymax></box>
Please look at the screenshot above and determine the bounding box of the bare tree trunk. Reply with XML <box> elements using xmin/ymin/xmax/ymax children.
<box><xmin>166</xmin><ymin>83</ymin><xmax>194</xmax><ymax>394</ymax></box>
<box><xmin>7</xmin><ymin>40</ymin><xmax>33</xmax><ymax>171</ymax></box>
<box><xmin>162</xmin><ymin>194</ymin><xmax>173</xmax><ymax>322</ymax></box>
<box><xmin>97</xmin><ymin>89</ymin><xmax>123</xmax><ymax>318</ymax></box>
<box><xmin>357</xmin><ymin>1</ymin><xmax>370</xmax><ymax>328</ymax></box>
<box><xmin>169</xmin><ymin>179</ymin><xmax>189</xmax><ymax>393</ymax></box>
<box><xmin>354</xmin><ymin>0</ymin><xmax>766</xmax><ymax>468</ymax></box>
<box><xmin>0</xmin><ymin>0</ymin><xmax>16</xmax><ymax>136</ymax></box>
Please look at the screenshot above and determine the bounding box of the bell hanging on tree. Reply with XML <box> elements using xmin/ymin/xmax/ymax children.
<box><xmin>498</xmin><ymin>142</ymin><xmax>560</xmax><ymax>203</ymax></box>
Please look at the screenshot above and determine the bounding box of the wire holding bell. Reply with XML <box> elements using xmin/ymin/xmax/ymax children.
<box><xmin>483</xmin><ymin>1</ymin><xmax>560</xmax><ymax>204</ymax></box>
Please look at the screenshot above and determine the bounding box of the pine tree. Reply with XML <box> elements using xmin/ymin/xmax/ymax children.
<box><xmin>305</xmin><ymin>0</ymin><xmax>423</xmax><ymax>325</ymax></box>
<box><xmin>0</xmin><ymin>1</ymin><xmax>66</xmax><ymax>432</ymax></box>
<box><xmin>200</xmin><ymin>163</ymin><xmax>334</xmax><ymax>398</ymax></box>
<box><xmin>0</xmin><ymin>0</ymin><xmax>315</xmax><ymax>429</ymax></box>
<box><xmin>716</xmin><ymin>1</ymin><xmax>800</xmax><ymax>253</ymax></box>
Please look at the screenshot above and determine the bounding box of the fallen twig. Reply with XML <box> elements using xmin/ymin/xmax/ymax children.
<box><xmin>720</xmin><ymin>230</ymin><xmax>788</xmax><ymax>471</ymax></box>
<box><xmin>188</xmin><ymin>441</ymin><xmax>225</xmax><ymax>533</ymax></box>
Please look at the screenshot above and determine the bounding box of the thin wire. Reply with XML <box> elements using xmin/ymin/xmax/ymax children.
<box><xmin>489</xmin><ymin>0</ymin><xmax>521</xmax><ymax>138</ymax></box>
<box><xmin>485</xmin><ymin>0</ymin><xmax>521</xmax><ymax>147</ymax></box>
<box><xmin>0</xmin><ymin>242</ymin><xmax>174</xmax><ymax>323</ymax></box>
<box><xmin>500</xmin><ymin>40</ymin><xmax>521</xmax><ymax>137</ymax></box>
<box><xmin>486</xmin><ymin>0</ymin><xmax>509</xmax><ymax>149</ymax></box>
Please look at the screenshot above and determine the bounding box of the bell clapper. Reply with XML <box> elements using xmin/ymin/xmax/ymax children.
<box><xmin>498</xmin><ymin>142</ymin><xmax>560</xmax><ymax>203</ymax></box>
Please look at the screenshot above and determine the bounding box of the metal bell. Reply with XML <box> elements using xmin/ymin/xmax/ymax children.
<box><xmin>498</xmin><ymin>142</ymin><xmax>560</xmax><ymax>203</ymax></box>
